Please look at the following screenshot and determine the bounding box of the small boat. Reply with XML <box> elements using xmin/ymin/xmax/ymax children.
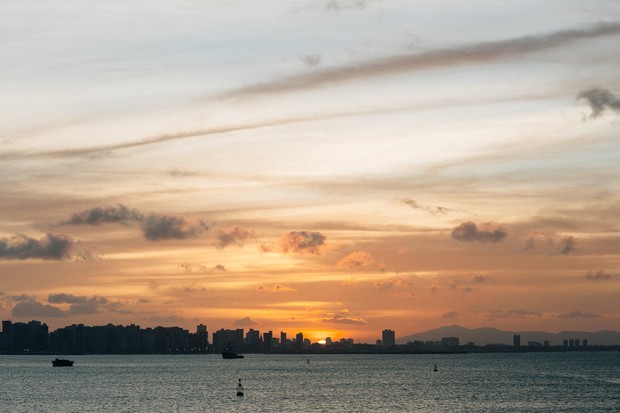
<box><xmin>52</xmin><ymin>358</ymin><xmax>74</xmax><ymax>367</ymax></box>
<box><xmin>236</xmin><ymin>379</ymin><xmax>244</xmax><ymax>396</ymax></box>
<box><xmin>222</xmin><ymin>349</ymin><xmax>244</xmax><ymax>359</ymax></box>
<box><xmin>433</xmin><ymin>364</ymin><xmax>438</xmax><ymax>372</ymax></box>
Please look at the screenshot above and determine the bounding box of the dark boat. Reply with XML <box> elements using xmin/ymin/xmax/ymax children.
<box><xmin>222</xmin><ymin>349</ymin><xmax>244</xmax><ymax>359</ymax></box>
<box><xmin>52</xmin><ymin>358</ymin><xmax>74</xmax><ymax>367</ymax></box>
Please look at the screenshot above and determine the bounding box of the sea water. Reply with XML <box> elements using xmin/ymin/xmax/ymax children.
<box><xmin>0</xmin><ymin>352</ymin><xmax>618</xmax><ymax>412</ymax></box>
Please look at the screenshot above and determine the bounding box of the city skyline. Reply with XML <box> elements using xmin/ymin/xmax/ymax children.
<box><xmin>1</xmin><ymin>1</ymin><xmax>620</xmax><ymax>344</ymax></box>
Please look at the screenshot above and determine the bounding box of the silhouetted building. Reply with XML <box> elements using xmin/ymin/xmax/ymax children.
<box><xmin>213</xmin><ymin>328</ymin><xmax>244</xmax><ymax>351</ymax></box>
<box><xmin>583</xmin><ymin>339</ymin><xmax>588</xmax><ymax>347</ymax></box>
<box><xmin>295</xmin><ymin>332</ymin><xmax>304</xmax><ymax>351</ymax></box>
<box><xmin>513</xmin><ymin>334</ymin><xmax>521</xmax><ymax>348</ymax></box>
<box><xmin>441</xmin><ymin>337</ymin><xmax>460</xmax><ymax>347</ymax></box>
<box><xmin>382</xmin><ymin>329</ymin><xmax>396</xmax><ymax>348</ymax></box>
<box><xmin>325</xmin><ymin>337</ymin><xmax>332</xmax><ymax>347</ymax></box>
<box><xmin>246</xmin><ymin>329</ymin><xmax>260</xmax><ymax>351</ymax></box>
<box><xmin>263</xmin><ymin>331</ymin><xmax>273</xmax><ymax>352</ymax></box>
<box><xmin>194</xmin><ymin>324</ymin><xmax>209</xmax><ymax>351</ymax></box>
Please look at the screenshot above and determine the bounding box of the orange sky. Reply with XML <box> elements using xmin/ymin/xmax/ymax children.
<box><xmin>1</xmin><ymin>1</ymin><xmax>619</xmax><ymax>343</ymax></box>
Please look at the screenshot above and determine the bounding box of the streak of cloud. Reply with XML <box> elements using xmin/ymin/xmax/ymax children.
<box><xmin>483</xmin><ymin>309</ymin><xmax>542</xmax><ymax>320</ymax></box>
<box><xmin>62</xmin><ymin>204</ymin><xmax>143</xmax><ymax>225</ymax></box>
<box><xmin>336</xmin><ymin>251</ymin><xmax>375</xmax><ymax>269</ymax></box>
<box><xmin>234</xmin><ymin>316</ymin><xmax>259</xmax><ymax>327</ymax></box>
<box><xmin>0</xmin><ymin>233</ymin><xmax>73</xmax><ymax>260</ymax></box>
<box><xmin>142</xmin><ymin>214</ymin><xmax>207</xmax><ymax>241</ymax></box>
<box><xmin>584</xmin><ymin>270</ymin><xmax>611</xmax><ymax>281</ymax></box>
<box><xmin>321</xmin><ymin>310</ymin><xmax>367</xmax><ymax>325</ymax></box>
<box><xmin>400</xmin><ymin>198</ymin><xmax>450</xmax><ymax>215</ymax></box>
<box><xmin>220</xmin><ymin>22</ymin><xmax>620</xmax><ymax>99</ymax></box>
<box><xmin>451</xmin><ymin>222</ymin><xmax>507</xmax><ymax>243</ymax></box>
<box><xmin>522</xmin><ymin>231</ymin><xmax>577</xmax><ymax>255</ymax></box>
<box><xmin>578</xmin><ymin>88</ymin><xmax>620</xmax><ymax>118</ymax></box>
<box><xmin>214</xmin><ymin>227</ymin><xmax>251</xmax><ymax>249</ymax></box>
<box><xmin>261</xmin><ymin>231</ymin><xmax>327</xmax><ymax>255</ymax></box>
<box><xmin>556</xmin><ymin>310</ymin><xmax>601</xmax><ymax>318</ymax></box>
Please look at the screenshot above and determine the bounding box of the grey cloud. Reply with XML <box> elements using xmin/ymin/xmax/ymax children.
<box><xmin>214</xmin><ymin>227</ymin><xmax>251</xmax><ymax>249</ymax></box>
<box><xmin>0</xmin><ymin>233</ymin><xmax>72</xmax><ymax>260</ymax></box>
<box><xmin>321</xmin><ymin>311</ymin><xmax>367</xmax><ymax>325</ymax></box>
<box><xmin>301</xmin><ymin>55</ymin><xmax>321</xmax><ymax>66</ymax></box>
<box><xmin>442</xmin><ymin>311</ymin><xmax>458</xmax><ymax>319</ymax></box>
<box><xmin>401</xmin><ymin>198</ymin><xmax>449</xmax><ymax>215</ymax></box>
<box><xmin>48</xmin><ymin>293</ymin><xmax>108</xmax><ymax>305</ymax></box>
<box><xmin>233</xmin><ymin>316</ymin><xmax>259</xmax><ymax>327</ymax></box>
<box><xmin>220</xmin><ymin>22</ymin><xmax>620</xmax><ymax>99</ymax></box>
<box><xmin>62</xmin><ymin>204</ymin><xmax>143</xmax><ymax>225</ymax></box>
<box><xmin>451</xmin><ymin>222</ymin><xmax>507</xmax><ymax>243</ymax></box>
<box><xmin>142</xmin><ymin>214</ymin><xmax>206</xmax><ymax>241</ymax></box>
<box><xmin>522</xmin><ymin>231</ymin><xmax>577</xmax><ymax>255</ymax></box>
<box><xmin>578</xmin><ymin>88</ymin><xmax>620</xmax><ymax>118</ymax></box>
<box><xmin>280</xmin><ymin>231</ymin><xmax>326</xmax><ymax>254</ymax></box>
<box><xmin>585</xmin><ymin>270</ymin><xmax>611</xmax><ymax>281</ymax></box>
<box><xmin>557</xmin><ymin>310</ymin><xmax>601</xmax><ymax>318</ymax></box>
<box><xmin>484</xmin><ymin>309</ymin><xmax>542</xmax><ymax>320</ymax></box>
<box><xmin>11</xmin><ymin>300</ymin><xmax>67</xmax><ymax>318</ymax></box>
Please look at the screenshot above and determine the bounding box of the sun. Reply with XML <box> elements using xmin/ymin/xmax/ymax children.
<box><xmin>317</xmin><ymin>339</ymin><xmax>327</xmax><ymax>345</ymax></box>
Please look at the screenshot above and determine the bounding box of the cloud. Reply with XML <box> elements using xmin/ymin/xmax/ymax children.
<box><xmin>326</xmin><ymin>0</ymin><xmax>371</xmax><ymax>11</ymax></box>
<box><xmin>321</xmin><ymin>310</ymin><xmax>367</xmax><ymax>325</ymax></box>
<box><xmin>337</xmin><ymin>251</ymin><xmax>375</xmax><ymax>269</ymax></box>
<box><xmin>301</xmin><ymin>54</ymin><xmax>321</xmax><ymax>66</ymax></box>
<box><xmin>257</xmin><ymin>284</ymin><xmax>296</xmax><ymax>293</ymax></box>
<box><xmin>578</xmin><ymin>88</ymin><xmax>620</xmax><ymax>118</ymax></box>
<box><xmin>584</xmin><ymin>270</ymin><xmax>611</xmax><ymax>281</ymax></box>
<box><xmin>556</xmin><ymin>310</ymin><xmax>602</xmax><ymax>318</ymax></box>
<box><xmin>442</xmin><ymin>311</ymin><xmax>458</xmax><ymax>319</ymax></box>
<box><xmin>374</xmin><ymin>275</ymin><xmax>416</xmax><ymax>290</ymax></box>
<box><xmin>48</xmin><ymin>293</ymin><xmax>108</xmax><ymax>305</ymax></box>
<box><xmin>0</xmin><ymin>233</ymin><xmax>72</xmax><ymax>260</ymax></box>
<box><xmin>149</xmin><ymin>314</ymin><xmax>185</xmax><ymax>325</ymax></box>
<box><xmin>483</xmin><ymin>309</ymin><xmax>542</xmax><ymax>320</ymax></box>
<box><xmin>400</xmin><ymin>198</ymin><xmax>450</xmax><ymax>215</ymax></box>
<box><xmin>233</xmin><ymin>316</ymin><xmax>259</xmax><ymax>327</ymax></box>
<box><xmin>214</xmin><ymin>227</ymin><xmax>251</xmax><ymax>249</ymax></box>
<box><xmin>141</xmin><ymin>214</ymin><xmax>207</xmax><ymax>241</ymax></box>
<box><xmin>219</xmin><ymin>22</ymin><xmax>620</xmax><ymax>99</ymax></box>
<box><xmin>62</xmin><ymin>204</ymin><xmax>143</xmax><ymax>225</ymax></box>
<box><xmin>451</xmin><ymin>222</ymin><xmax>507</xmax><ymax>243</ymax></box>
<box><xmin>62</xmin><ymin>205</ymin><xmax>207</xmax><ymax>242</ymax></box>
<box><xmin>179</xmin><ymin>263</ymin><xmax>227</xmax><ymax>274</ymax></box>
<box><xmin>522</xmin><ymin>231</ymin><xmax>577</xmax><ymax>255</ymax></box>
<box><xmin>11</xmin><ymin>300</ymin><xmax>67</xmax><ymax>318</ymax></box>
<box><xmin>262</xmin><ymin>231</ymin><xmax>327</xmax><ymax>255</ymax></box>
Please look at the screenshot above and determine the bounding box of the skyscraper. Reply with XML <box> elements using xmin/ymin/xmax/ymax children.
<box><xmin>382</xmin><ymin>329</ymin><xmax>395</xmax><ymax>348</ymax></box>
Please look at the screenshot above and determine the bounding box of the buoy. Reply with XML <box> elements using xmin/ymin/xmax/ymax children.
<box><xmin>236</xmin><ymin>378</ymin><xmax>244</xmax><ymax>396</ymax></box>
<box><xmin>433</xmin><ymin>364</ymin><xmax>438</xmax><ymax>372</ymax></box>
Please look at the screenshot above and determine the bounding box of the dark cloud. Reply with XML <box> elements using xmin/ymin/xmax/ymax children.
<box><xmin>577</xmin><ymin>88</ymin><xmax>620</xmax><ymax>118</ymax></box>
<box><xmin>280</xmin><ymin>231</ymin><xmax>326</xmax><ymax>255</ymax></box>
<box><xmin>337</xmin><ymin>251</ymin><xmax>375</xmax><ymax>269</ymax></box>
<box><xmin>451</xmin><ymin>222</ymin><xmax>507</xmax><ymax>243</ymax></box>
<box><xmin>214</xmin><ymin>227</ymin><xmax>251</xmax><ymax>249</ymax></box>
<box><xmin>233</xmin><ymin>316</ymin><xmax>259</xmax><ymax>327</ymax></box>
<box><xmin>62</xmin><ymin>204</ymin><xmax>143</xmax><ymax>225</ymax></box>
<box><xmin>557</xmin><ymin>310</ymin><xmax>602</xmax><ymax>318</ymax></box>
<box><xmin>141</xmin><ymin>214</ymin><xmax>207</xmax><ymax>241</ymax></box>
<box><xmin>301</xmin><ymin>55</ymin><xmax>321</xmax><ymax>66</ymax></box>
<box><xmin>321</xmin><ymin>311</ymin><xmax>367</xmax><ymax>325</ymax></box>
<box><xmin>0</xmin><ymin>233</ymin><xmax>72</xmax><ymax>260</ymax></box>
<box><xmin>220</xmin><ymin>22</ymin><xmax>620</xmax><ymax>99</ymax></box>
<box><xmin>326</xmin><ymin>0</ymin><xmax>370</xmax><ymax>11</ymax></box>
<box><xmin>483</xmin><ymin>309</ymin><xmax>542</xmax><ymax>320</ymax></box>
<box><xmin>63</xmin><ymin>205</ymin><xmax>207</xmax><ymax>242</ymax></box>
<box><xmin>11</xmin><ymin>300</ymin><xmax>67</xmax><ymax>318</ymax></box>
<box><xmin>401</xmin><ymin>198</ymin><xmax>450</xmax><ymax>215</ymax></box>
<box><xmin>257</xmin><ymin>284</ymin><xmax>296</xmax><ymax>293</ymax></box>
<box><xmin>522</xmin><ymin>231</ymin><xmax>577</xmax><ymax>255</ymax></box>
<box><xmin>585</xmin><ymin>270</ymin><xmax>611</xmax><ymax>281</ymax></box>
<box><xmin>442</xmin><ymin>311</ymin><xmax>458</xmax><ymax>319</ymax></box>
<box><xmin>48</xmin><ymin>293</ymin><xmax>108</xmax><ymax>305</ymax></box>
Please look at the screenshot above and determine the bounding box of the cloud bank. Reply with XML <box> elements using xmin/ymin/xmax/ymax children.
<box><xmin>0</xmin><ymin>233</ymin><xmax>72</xmax><ymax>260</ymax></box>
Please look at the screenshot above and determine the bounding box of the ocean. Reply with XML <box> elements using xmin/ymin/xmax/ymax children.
<box><xmin>1</xmin><ymin>352</ymin><xmax>618</xmax><ymax>412</ymax></box>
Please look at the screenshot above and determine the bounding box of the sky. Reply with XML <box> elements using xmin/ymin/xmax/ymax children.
<box><xmin>1</xmin><ymin>0</ymin><xmax>620</xmax><ymax>343</ymax></box>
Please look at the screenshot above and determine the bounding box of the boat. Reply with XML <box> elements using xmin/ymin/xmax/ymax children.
<box><xmin>433</xmin><ymin>364</ymin><xmax>438</xmax><ymax>372</ymax></box>
<box><xmin>222</xmin><ymin>349</ymin><xmax>244</xmax><ymax>359</ymax></box>
<box><xmin>52</xmin><ymin>358</ymin><xmax>74</xmax><ymax>367</ymax></box>
<box><xmin>236</xmin><ymin>379</ymin><xmax>244</xmax><ymax>396</ymax></box>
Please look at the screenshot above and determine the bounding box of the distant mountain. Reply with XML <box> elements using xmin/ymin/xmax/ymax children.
<box><xmin>397</xmin><ymin>325</ymin><xmax>620</xmax><ymax>346</ymax></box>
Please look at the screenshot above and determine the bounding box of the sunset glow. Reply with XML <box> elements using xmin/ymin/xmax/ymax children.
<box><xmin>1</xmin><ymin>1</ymin><xmax>620</xmax><ymax>343</ymax></box>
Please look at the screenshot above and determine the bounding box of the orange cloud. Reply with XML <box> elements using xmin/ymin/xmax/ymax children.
<box><xmin>336</xmin><ymin>251</ymin><xmax>375</xmax><ymax>269</ymax></box>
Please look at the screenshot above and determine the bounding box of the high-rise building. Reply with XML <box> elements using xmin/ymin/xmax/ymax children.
<box><xmin>263</xmin><ymin>331</ymin><xmax>273</xmax><ymax>352</ymax></box>
<box><xmin>295</xmin><ymin>332</ymin><xmax>303</xmax><ymax>351</ymax></box>
<box><xmin>513</xmin><ymin>334</ymin><xmax>521</xmax><ymax>348</ymax></box>
<box><xmin>382</xmin><ymin>329</ymin><xmax>396</xmax><ymax>348</ymax></box>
